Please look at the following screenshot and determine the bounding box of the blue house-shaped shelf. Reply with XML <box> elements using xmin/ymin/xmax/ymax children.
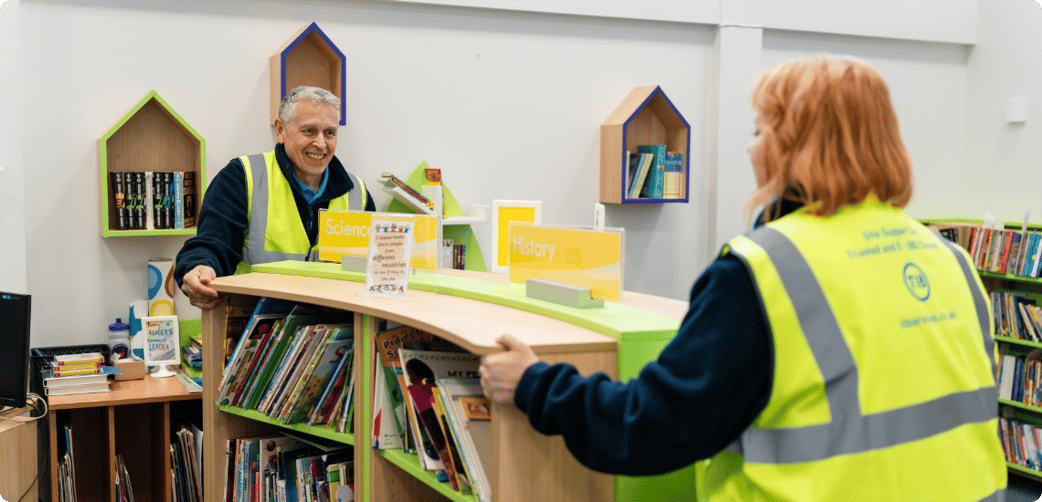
<box><xmin>599</xmin><ymin>86</ymin><xmax>690</xmax><ymax>204</ymax></box>
<box><xmin>269</xmin><ymin>22</ymin><xmax>347</xmax><ymax>125</ymax></box>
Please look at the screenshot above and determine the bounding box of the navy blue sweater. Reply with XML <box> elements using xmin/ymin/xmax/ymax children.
<box><xmin>175</xmin><ymin>144</ymin><xmax>375</xmax><ymax>288</ymax></box>
<box><xmin>511</xmin><ymin>202</ymin><xmax>807</xmax><ymax>476</ymax></box>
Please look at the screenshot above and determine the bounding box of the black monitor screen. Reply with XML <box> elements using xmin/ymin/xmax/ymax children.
<box><xmin>0</xmin><ymin>292</ymin><xmax>30</xmax><ymax>409</ymax></box>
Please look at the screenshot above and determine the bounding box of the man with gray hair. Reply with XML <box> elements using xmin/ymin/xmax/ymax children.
<box><xmin>175</xmin><ymin>86</ymin><xmax>375</xmax><ymax>309</ymax></box>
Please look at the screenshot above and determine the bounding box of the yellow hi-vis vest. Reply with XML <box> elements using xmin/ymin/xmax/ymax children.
<box><xmin>234</xmin><ymin>151</ymin><xmax>367</xmax><ymax>274</ymax></box>
<box><xmin>701</xmin><ymin>197</ymin><xmax>1006</xmax><ymax>502</ymax></box>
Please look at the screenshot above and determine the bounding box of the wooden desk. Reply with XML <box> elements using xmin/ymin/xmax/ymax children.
<box><xmin>0</xmin><ymin>405</ymin><xmax>38</xmax><ymax>502</ymax></box>
<box><xmin>48</xmin><ymin>375</ymin><xmax>201</xmax><ymax>502</ymax></box>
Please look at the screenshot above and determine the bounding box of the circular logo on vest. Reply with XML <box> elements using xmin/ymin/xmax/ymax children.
<box><xmin>903</xmin><ymin>262</ymin><xmax>930</xmax><ymax>302</ymax></box>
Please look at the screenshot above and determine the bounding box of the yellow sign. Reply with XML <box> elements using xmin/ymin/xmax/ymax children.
<box><xmin>319</xmin><ymin>210</ymin><xmax>438</xmax><ymax>270</ymax></box>
<box><xmin>497</xmin><ymin>206</ymin><xmax>536</xmax><ymax>267</ymax></box>
<box><xmin>508</xmin><ymin>224</ymin><xmax>622</xmax><ymax>300</ymax></box>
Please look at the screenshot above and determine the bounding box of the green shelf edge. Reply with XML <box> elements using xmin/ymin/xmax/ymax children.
<box><xmin>219</xmin><ymin>405</ymin><xmax>355</xmax><ymax>445</ymax></box>
<box><xmin>996</xmin><ymin>335</ymin><xmax>1042</xmax><ymax>350</ymax></box>
<box><xmin>380</xmin><ymin>449</ymin><xmax>480</xmax><ymax>502</ymax></box>
<box><xmin>1007</xmin><ymin>462</ymin><xmax>1042</xmax><ymax>480</ymax></box>
<box><xmin>251</xmin><ymin>261</ymin><xmax>679</xmax><ymax>342</ymax></box>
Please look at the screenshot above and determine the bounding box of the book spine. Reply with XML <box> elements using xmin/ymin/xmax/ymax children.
<box><xmin>664</xmin><ymin>152</ymin><xmax>683</xmax><ymax>198</ymax></box>
<box><xmin>183</xmin><ymin>171</ymin><xmax>197</xmax><ymax>228</ymax></box>
<box><xmin>174</xmin><ymin>171</ymin><xmax>185</xmax><ymax>229</ymax></box>
<box><xmin>112</xmin><ymin>172</ymin><xmax>127</xmax><ymax>230</ymax></box>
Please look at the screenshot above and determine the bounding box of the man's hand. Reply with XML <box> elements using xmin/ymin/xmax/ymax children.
<box><xmin>479</xmin><ymin>334</ymin><xmax>540</xmax><ymax>405</ymax></box>
<box><xmin>181</xmin><ymin>265</ymin><xmax>222</xmax><ymax>309</ymax></box>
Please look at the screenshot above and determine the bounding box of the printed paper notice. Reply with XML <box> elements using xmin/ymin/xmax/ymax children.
<box><xmin>363</xmin><ymin>219</ymin><xmax>414</xmax><ymax>297</ymax></box>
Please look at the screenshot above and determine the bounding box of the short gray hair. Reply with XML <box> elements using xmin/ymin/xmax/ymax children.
<box><xmin>278</xmin><ymin>86</ymin><xmax>341</xmax><ymax>123</ymax></box>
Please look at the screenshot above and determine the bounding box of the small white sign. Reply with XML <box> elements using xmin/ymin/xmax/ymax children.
<box><xmin>142</xmin><ymin>315</ymin><xmax>179</xmax><ymax>377</ymax></box>
<box><xmin>362</xmin><ymin>218</ymin><xmax>414</xmax><ymax>298</ymax></box>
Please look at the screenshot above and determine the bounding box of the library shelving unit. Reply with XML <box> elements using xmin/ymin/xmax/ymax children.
<box><xmin>925</xmin><ymin>219</ymin><xmax>1042</xmax><ymax>483</ymax></box>
<box><xmin>270</xmin><ymin>22</ymin><xmax>346</xmax><ymax>126</ymax></box>
<box><xmin>46</xmin><ymin>375</ymin><xmax>202</xmax><ymax>502</ymax></box>
<box><xmin>599</xmin><ymin>85</ymin><xmax>690</xmax><ymax>205</ymax></box>
<box><xmin>201</xmin><ymin>263</ymin><xmax>689</xmax><ymax>502</ymax></box>
<box><xmin>97</xmin><ymin>90</ymin><xmax>206</xmax><ymax>237</ymax></box>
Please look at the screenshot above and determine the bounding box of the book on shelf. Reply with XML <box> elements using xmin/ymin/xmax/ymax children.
<box><xmin>283</xmin><ymin>327</ymin><xmax>354</xmax><ymax>424</ymax></box>
<box><xmin>372</xmin><ymin>325</ymin><xmax>433</xmax><ymax>451</ymax></box>
<box><xmin>664</xmin><ymin>151</ymin><xmax>683</xmax><ymax>198</ymax></box>
<box><xmin>627</xmin><ymin>153</ymin><xmax>654</xmax><ymax>199</ymax></box>
<box><xmin>437</xmin><ymin>378</ymin><xmax>492</xmax><ymax>502</ymax></box>
<box><xmin>182</xmin><ymin>171</ymin><xmax>197</xmax><ymax>228</ymax></box>
<box><xmin>397</xmin><ymin>348</ymin><xmax>481</xmax><ymax>485</ymax></box>
<box><xmin>637</xmin><ymin>144</ymin><xmax>667</xmax><ymax>199</ymax></box>
<box><xmin>112</xmin><ymin>172</ymin><xmax>128</xmax><ymax>231</ymax></box>
<box><xmin>379</xmin><ymin>172</ymin><xmax>434</xmax><ymax>210</ymax></box>
<box><xmin>216</xmin><ymin>296</ymin><xmax>296</xmax><ymax>402</ymax></box>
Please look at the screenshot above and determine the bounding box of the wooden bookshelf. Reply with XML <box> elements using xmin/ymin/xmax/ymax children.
<box><xmin>600</xmin><ymin>86</ymin><xmax>690</xmax><ymax>205</ymax></box>
<box><xmin>270</xmin><ymin>22</ymin><xmax>347</xmax><ymax>126</ymax></box>
<box><xmin>201</xmin><ymin>271</ymin><xmax>628</xmax><ymax>502</ymax></box>
<box><xmin>47</xmin><ymin>375</ymin><xmax>201</xmax><ymax>502</ymax></box>
<box><xmin>98</xmin><ymin>90</ymin><xmax>206</xmax><ymax>237</ymax></box>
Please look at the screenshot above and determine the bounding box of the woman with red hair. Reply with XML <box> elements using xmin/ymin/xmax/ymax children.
<box><xmin>481</xmin><ymin>56</ymin><xmax>1006</xmax><ymax>501</ymax></box>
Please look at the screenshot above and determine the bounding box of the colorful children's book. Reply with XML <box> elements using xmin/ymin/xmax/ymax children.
<box><xmin>285</xmin><ymin>327</ymin><xmax>354</xmax><ymax>424</ymax></box>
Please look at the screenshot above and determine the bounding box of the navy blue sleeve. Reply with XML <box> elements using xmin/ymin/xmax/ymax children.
<box><xmin>174</xmin><ymin>159</ymin><xmax>249</xmax><ymax>288</ymax></box>
<box><xmin>512</xmin><ymin>254</ymin><xmax>773</xmax><ymax>476</ymax></box>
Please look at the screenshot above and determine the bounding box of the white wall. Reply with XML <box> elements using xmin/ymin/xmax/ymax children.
<box><xmin>7</xmin><ymin>0</ymin><xmax>1028</xmax><ymax>348</ymax></box>
<box><xmin>961</xmin><ymin>0</ymin><xmax>1042</xmax><ymax>224</ymax></box>
<box><xmin>0</xmin><ymin>0</ymin><xmax>28</xmax><ymax>295</ymax></box>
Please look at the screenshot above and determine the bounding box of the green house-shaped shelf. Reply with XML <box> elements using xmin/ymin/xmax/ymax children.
<box><xmin>98</xmin><ymin>90</ymin><xmax>206</xmax><ymax>237</ymax></box>
<box><xmin>270</xmin><ymin>22</ymin><xmax>347</xmax><ymax>126</ymax></box>
<box><xmin>600</xmin><ymin>85</ymin><xmax>690</xmax><ymax>204</ymax></box>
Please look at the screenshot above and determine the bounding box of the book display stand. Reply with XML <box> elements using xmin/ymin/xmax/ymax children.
<box><xmin>201</xmin><ymin>266</ymin><xmax>690</xmax><ymax>502</ymax></box>
<box><xmin>270</xmin><ymin>22</ymin><xmax>346</xmax><ymax>126</ymax></box>
<box><xmin>97</xmin><ymin>90</ymin><xmax>206</xmax><ymax>237</ymax></box>
<box><xmin>599</xmin><ymin>86</ymin><xmax>690</xmax><ymax>205</ymax></box>
<box><xmin>383</xmin><ymin>163</ymin><xmax>490</xmax><ymax>272</ymax></box>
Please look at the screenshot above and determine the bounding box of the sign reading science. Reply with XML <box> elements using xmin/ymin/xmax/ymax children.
<box><xmin>507</xmin><ymin>222</ymin><xmax>623</xmax><ymax>301</ymax></box>
<box><xmin>319</xmin><ymin>210</ymin><xmax>438</xmax><ymax>270</ymax></box>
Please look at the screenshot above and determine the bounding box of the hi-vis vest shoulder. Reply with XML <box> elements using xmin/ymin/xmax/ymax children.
<box><xmin>701</xmin><ymin>197</ymin><xmax>1006</xmax><ymax>502</ymax></box>
<box><xmin>234</xmin><ymin>151</ymin><xmax>367</xmax><ymax>274</ymax></box>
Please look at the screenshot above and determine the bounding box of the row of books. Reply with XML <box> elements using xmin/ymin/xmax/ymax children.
<box><xmin>224</xmin><ymin>431</ymin><xmax>354</xmax><ymax>502</ymax></box>
<box><xmin>111</xmin><ymin>171</ymin><xmax>196</xmax><ymax>230</ymax></box>
<box><xmin>442</xmin><ymin>239</ymin><xmax>467</xmax><ymax>270</ymax></box>
<box><xmin>991</xmin><ymin>290</ymin><xmax>1042</xmax><ymax>342</ymax></box>
<box><xmin>998</xmin><ymin>353</ymin><xmax>1042</xmax><ymax>406</ymax></box>
<box><xmin>962</xmin><ymin>226</ymin><xmax>1042</xmax><ymax>277</ymax></box>
<box><xmin>171</xmin><ymin>423</ymin><xmax>204</xmax><ymax>502</ymax></box>
<box><xmin>1000</xmin><ymin>417</ymin><xmax>1042</xmax><ymax>471</ymax></box>
<box><xmin>370</xmin><ymin>324</ymin><xmax>491</xmax><ymax>502</ymax></box>
<box><xmin>217</xmin><ymin>299</ymin><xmax>357</xmax><ymax>433</ymax></box>
<box><xmin>378</xmin><ymin>171</ymin><xmax>434</xmax><ymax>212</ymax></box>
<box><xmin>625</xmin><ymin>146</ymin><xmax>683</xmax><ymax>199</ymax></box>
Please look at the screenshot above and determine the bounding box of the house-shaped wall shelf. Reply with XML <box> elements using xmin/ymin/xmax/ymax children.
<box><xmin>270</xmin><ymin>22</ymin><xmax>347</xmax><ymax>126</ymax></box>
<box><xmin>600</xmin><ymin>85</ymin><xmax>690</xmax><ymax>204</ymax></box>
<box><xmin>98</xmin><ymin>90</ymin><xmax>206</xmax><ymax>237</ymax></box>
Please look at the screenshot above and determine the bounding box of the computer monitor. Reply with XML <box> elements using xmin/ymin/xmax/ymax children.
<box><xmin>0</xmin><ymin>292</ymin><xmax>31</xmax><ymax>410</ymax></box>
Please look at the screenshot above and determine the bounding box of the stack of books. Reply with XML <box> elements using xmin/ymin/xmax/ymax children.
<box><xmin>42</xmin><ymin>352</ymin><xmax>121</xmax><ymax>396</ymax></box>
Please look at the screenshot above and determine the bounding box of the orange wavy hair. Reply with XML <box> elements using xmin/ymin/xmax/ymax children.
<box><xmin>746</xmin><ymin>56</ymin><xmax>913</xmax><ymax>223</ymax></box>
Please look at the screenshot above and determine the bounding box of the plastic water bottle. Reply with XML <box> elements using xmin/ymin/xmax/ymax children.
<box><xmin>108</xmin><ymin>318</ymin><xmax>131</xmax><ymax>364</ymax></box>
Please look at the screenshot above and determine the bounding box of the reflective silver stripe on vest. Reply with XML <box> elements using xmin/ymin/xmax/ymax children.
<box><xmin>940</xmin><ymin>239</ymin><xmax>998</xmax><ymax>380</ymax></box>
<box><xmin>978</xmin><ymin>488</ymin><xmax>1006</xmax><ymax>502</ymax></box>
<box><xmin>733</xmin><ymin>226</ymin><xmax>997</xmax><ymax>465</ymax></box>
<box><xmin>242</xmin><ymin>153</ymin><xmax>367</xmax><ymax>265</ymax></box>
